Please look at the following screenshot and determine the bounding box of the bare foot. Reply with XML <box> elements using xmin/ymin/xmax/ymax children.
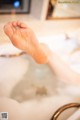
<box><xmin>4</xmin><ymin>21</ymin><xmax>48</xmax><ymax>64</ymax></box>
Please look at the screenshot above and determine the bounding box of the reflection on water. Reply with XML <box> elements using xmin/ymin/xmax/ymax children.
<box><xmin>10</xmin><ymin>55</ymin><xmax>58</xmax><ymax>102</ymax></box>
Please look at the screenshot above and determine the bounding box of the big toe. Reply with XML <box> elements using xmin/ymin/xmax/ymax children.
<box><xmin>4</xmin><ymin>23</ymin><xmax>14</xmax><ymax>38</ymax></box>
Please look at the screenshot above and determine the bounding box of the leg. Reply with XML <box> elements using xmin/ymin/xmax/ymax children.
<box><xmin>4</xmin><ymin>21</ymin><xmax>48</xmax><ymax>64</ymax></box>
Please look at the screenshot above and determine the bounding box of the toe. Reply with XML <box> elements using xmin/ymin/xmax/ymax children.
<box><xmin>17</xmin><ymin>21</ymin><xmax>28</xmax><ymax>28</ymax></box>
<box><xmin>4</xmin><ymin>23</ymin><xmax>14</xmax><ymax>38</ymax></box>
<box><xmin>12</xmin><ymin>21</ymin><xmax>17</xmax><ymax>27</ymax></box>
<box><xmin>20</xmin><ymin>23</ymin><xmax>27</xmax><ymax>28</ymax></box>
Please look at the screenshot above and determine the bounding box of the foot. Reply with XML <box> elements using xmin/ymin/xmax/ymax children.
<box><xmin>4</xmin><ymin>21</ymin><xmax>48</xmax><ymax>64</ymax></box>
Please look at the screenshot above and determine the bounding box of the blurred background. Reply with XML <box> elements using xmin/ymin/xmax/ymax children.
<box><xmin>0</xmin><ymin>0</ymin><xmax>80</xmax><ymax>41</ymax></box>
<box><xmin>0</xmin><ymin>0</ymin><xmax>80</xmax><ymax>19</ymax></box>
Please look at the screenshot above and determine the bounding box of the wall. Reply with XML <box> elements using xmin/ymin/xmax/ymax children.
<box><xmin>30</xmin><ymin>0</ymin><xmax>49</xmax><ymax>20</ymax></box>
